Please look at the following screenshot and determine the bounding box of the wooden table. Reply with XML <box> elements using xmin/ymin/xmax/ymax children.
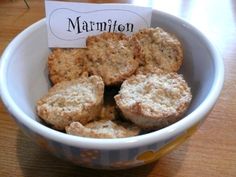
<box><xmin>0</xmin><ymin>0</ymin><xmax>235</xmax><ymax>176</ymax></box>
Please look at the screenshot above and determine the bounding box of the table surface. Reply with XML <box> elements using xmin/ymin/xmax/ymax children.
<box><xmin>0</xmin><ymin>0</ymin><xmax>236</xmax><ymax>176</ymax></box>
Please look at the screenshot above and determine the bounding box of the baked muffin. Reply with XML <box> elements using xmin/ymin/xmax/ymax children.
<box><xmin>36</xmin><ymin>76</ymin><xmax>104</xmax><ymax>130</ymax></box>
<box><xmin>132</xmin><ymin>27</ymin><xmax>183</xmax><ymax>72</ymax></box>
<box><xmin>48</xmin><ymin>48</ymin><xmax>88</xmax><ymax>85</ymax></box>
<box><xmin>66</xmin><ymin>120</ymin><xmax>141</xmax><ymax>138</ymax></box>
<box><xmin>114</xmin><ymin>73</ymin><xmax>192</xmax><ymax>130</ymax></box>
<box><xmin>86</xmin><ymin>32</ymin><xmax>140</xmax><ymax>86</ymax></box>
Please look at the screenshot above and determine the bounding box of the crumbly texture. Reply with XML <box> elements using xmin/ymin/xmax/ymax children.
<box><xmin>86</xmin><ymin>32</ymin><xmax>140</xmax><ymax>86</ymax></box>
<box><xmin>48</xmin><ymin>48</ymin><xmax>88</xmax><ymax>85</ymax></box>
<box><xmin>36</xmin><ymin>76</ymin><xmax>104</xmax><ymax>130</ymax></box>
<box><xmin>114</xmin><ymin>73</ymin><xmax>192</xmax><ymax>130</ymax></box>
<box><xmin>66</xmin><ymin>120</ymin><xmax>141</xmax><ymax>138</ymax></box>
<box><xmin>133</xmin><ymin>27</ymin><xmax>183</xmax><ymax>72</ymax></box>
<box><xmin>39</xmin><ymin>29</ymin><xmax>191</xmax><ymax>136</ymax></box>
<box><xmin>99</xmin><ymin>105</ymin><xmax>117</xmax><ymax>121</ymax></box>
<box><xmin>135</xmin><ymin>65</ymin><xmax>166</xmax><ymax>75</ymax></box>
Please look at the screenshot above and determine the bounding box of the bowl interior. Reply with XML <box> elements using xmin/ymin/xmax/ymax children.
<box><xmin>2</xmin><ymin>10</ymin><xmax>215</xmax><ymax>133</ymax></box>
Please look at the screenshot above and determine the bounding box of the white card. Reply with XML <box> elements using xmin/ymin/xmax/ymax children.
<box><xmin>45</xmin><ymin>1</ymin><xmax>152</xmax><ymax>48</ymax></box>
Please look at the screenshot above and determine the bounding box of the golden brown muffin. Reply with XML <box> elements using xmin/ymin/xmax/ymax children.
<box><xmin>86</xmin><ymin>32</ymin><xmax>140</xmax><ymax>86</ymax></box>
<box><xmin>114</xmin><ymin>73</ymin><xmax>192</xmax><ymax>130</ymax></box>
<box><xmin>36</xmin><ymin>76</ymin><xmax>104</xmax><ymax>130</ymax></box>
<box><xmin>132</xmin><ymin>27</ymin><xmax>183</xmax><ymax>72</ymax></box>
<box><xmin>48</xmin><ymin>48</ymin><xmax>88</xmax><ymax>85</ymax></box>
<box><xmin>66</xmin><ymin>120</ymin><xmax>141</xmax><ymax>138</ymax></box>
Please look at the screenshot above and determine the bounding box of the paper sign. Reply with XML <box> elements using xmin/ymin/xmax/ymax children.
<box><xmin>45</xmin><ymin>1</ymin><xmax>152</xmax><ymax>48</ymax></box>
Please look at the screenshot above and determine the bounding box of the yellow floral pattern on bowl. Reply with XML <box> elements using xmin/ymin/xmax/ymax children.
<box><xmin>32</xmin><ymin>122</ymin><xmax>200</xmax><ymax>169</ymax></box>
<box><xmin>79</xmin><ymin>150</ymin><xmax>100</xmax><ymax>165</ymax></box>
<box><xmin>136</xmin><ymin>123</ymin><xmax>200</xmax><ymax>163</ymax></box>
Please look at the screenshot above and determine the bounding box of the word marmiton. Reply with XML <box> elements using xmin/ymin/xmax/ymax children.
<box><xmin>67</xmin><ymin>16</ymin><xmax>134</xmax><ymax>34</ymax></box>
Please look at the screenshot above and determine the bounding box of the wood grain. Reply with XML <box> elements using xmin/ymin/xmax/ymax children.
<box><xmin>0</xmin><ymin>0</ymin><xmax>236</xmax><ymax>176</ymax></box>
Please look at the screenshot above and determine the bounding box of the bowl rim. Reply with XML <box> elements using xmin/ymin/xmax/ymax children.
<box><xmin>0</xmin><ymin>10</ymin><xmax>224</xmax><ymax>150</ymax></box>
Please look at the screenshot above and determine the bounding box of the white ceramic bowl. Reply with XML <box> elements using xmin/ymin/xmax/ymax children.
<box><xmin>0</xmin><ymin>10</ymin><xmax>224</xmax><ymax>169</ymax></box>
